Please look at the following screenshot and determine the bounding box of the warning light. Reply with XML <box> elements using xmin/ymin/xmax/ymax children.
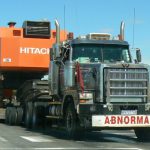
<box><xmin>67</xmin><ymin>32</ymin><xmax>74</xmax><ymax>40</ymax></box>
<box><xmin>8</xmin><ymin>22</ymin><xmax>16</xmax><ymax>28</ymax></box>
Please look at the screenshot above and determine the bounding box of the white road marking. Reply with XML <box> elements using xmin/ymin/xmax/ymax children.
<box><xmin>102</xmin><ymin>130</ymin><xmax>136</xmax><ymax>136</ymax></box>
<box><xmin>113</xmin><ymin>132</ymin><xmax>135</xmax><ymax>136</ymax></box>
<box><xmin>35</xmin><ymin>148</ymin><xmax>142</xmax><ymax>150</ymax></box>
<box><xmin>96</xmin><ymin>148</ymin><xmax>142</xmax><ymax>150</ymax></box>
<box><xmin>20</xmin><ymin>136</ymin><xmax>53</xmax><ymax>142</ymax></box>
<box><xmin>0</xmin><ymin>148</ymin><xmax>143</xmax><ymax>150</ymax></box>
<box><xmin>0</xmin><ymin>136</ymin><xmax>7</xmax><ymax>142</ymax></box>
<box><xmin>113</xmin><ymin>132</ymin><xmax>134</xmax><ymax>134</ymax></box>
<box><xmin>112</xmin><ymin>132</ymin><xmax>137</xmax><ymax>138</ymax></box>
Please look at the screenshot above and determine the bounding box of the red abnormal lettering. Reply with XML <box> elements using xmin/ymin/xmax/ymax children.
<box><xmin>105</xmin><ymin>116</ymin><xmax>110</xmax><ymax>124</ymax></box>
<box><xmin>117</xmin><ymin>116</ymin><xmax>123</xmax><ymax>124</ymax></box>
<box><xmin>131</xmin><ymin>116</ymin><xmax>135</xmax><ymax>124</ymax></box>
<box><xmin>137</xmin><ymin>116</ymin><xmax>143</xmax><ymax>124</ymax></box>
<box><xmin>104</xmin><ymin>115</ymin><xmax>150</xmax><ymax>125</ymax></box>
<box><xmin>111</xmin><ymin>116</ymin><xmax>116</xmax><ymax>124</ymax></box>
<box><xmin>144</xmin><ymin>116</ymin><xmax>149</xmax><ymax>124</ymax></box>
<box><xmin>124</xmin><ymin>116</ymin><xmax>129</xmax><ymax>124</ymax></box>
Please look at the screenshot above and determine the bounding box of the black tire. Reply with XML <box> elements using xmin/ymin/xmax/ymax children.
<box><xmin>134</xmin><ymin>128</ymin><xmax>150</xmax><ymax>141</ymax></box>
<box><xmin>25</xmin><ymin>102</ymin><xmax>33</xmax><ymax>128</ymax></box>
<box><xmin>32</xmin><ymin>104</ymin><xmax>38</xmax><ymax>129</ymax></box>
<box><xmin>16</xmin><ymin>107</ymin><xmax>23</xmax><ymax>125</ymax></box>
<box><xmin>5</xmin><ymin>107</ymin><xmax>10</xmax><ymax>124</ymax></box>
<box><xmin>65</xmin><ymin>103</ymin><xmax>80</xmax><ymax>139</ymax></box>
<box><xmin>32</xmin><ymin>104</ymin><xmax>45</xmax><ymax>129</ymax></box>
<box><xmin>8</xmin><ymin>107</ymin><xmax>17</xmax><ymax>125</ymax></box>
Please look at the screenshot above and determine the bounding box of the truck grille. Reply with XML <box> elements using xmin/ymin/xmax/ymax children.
<box><xmin>104</xmin><ymin>68</ymin><xmax>148</xmax><ymax>102</ymax></box>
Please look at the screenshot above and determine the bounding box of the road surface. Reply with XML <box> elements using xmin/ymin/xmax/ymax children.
<box><xmin>0</xmin><ymin>122</ymin><xmax>150</xmax><ymax>150</ymax></box>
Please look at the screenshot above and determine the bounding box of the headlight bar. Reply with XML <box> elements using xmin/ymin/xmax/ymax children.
<box><xmin>79</xmin><ymin>92</ymin><xmax>93</xmax><ymax>100</ymax></box>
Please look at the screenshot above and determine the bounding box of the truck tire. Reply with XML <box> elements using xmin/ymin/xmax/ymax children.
<box><xmin>5</xmin><ymin>107</ymin><xmax>10</xmax><ymax>124</ymax></box>
<box><xmin>8</xmin><ymin>107</ymin><xmax>17</xmax><ymax>125</ymax></box>
<box><xmin>65</xmin><ymin>103</ymin><xmax>79</xmax><ymax>139</ymax></box>
<box><xmin>16</xmin><ymin>107</ymin><xmax>23</xmax><ymax>125</ymax></box>
<box><xmin>32</xmin><ymin>104</ymin><xmax>38</xmax><ymax>129</ymax></box>
<box><xmin>134</xmin><ymin>128</ymin><xmax>150</xmax><ymax>141</ymax></box>
<box><xmin>25</xmin><ymin>102</ymin><xmax>33</xmax><ymax>128</ymax></box>
<box><xmin>32</xmin><ymin>104</ymin><xmax>45</xmax><ymax>129</ymax></box>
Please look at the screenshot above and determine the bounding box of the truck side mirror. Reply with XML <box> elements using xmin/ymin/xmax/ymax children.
<box><xmin>136</xmin><ymin>48</ymin><xmax>141</xmax><ymax>63</ymax></box>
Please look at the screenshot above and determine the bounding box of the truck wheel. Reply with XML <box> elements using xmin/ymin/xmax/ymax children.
<box><xmin>16</xmin><ymin>107</ymin><xmax>23</xmax><ymax>125</ymax></box>
<box><xmin>65</xmin><ymin>103</ymin><xmax>79</xmax><ymax>139</ymax></box>
<box><xmin>5</xmin><ymin>107</ymin><xmax>10</xmax><ymax>124</ymax></box>
<box><xmin>134</xmin><ymin>128</ymin><xmax>150</xmax><ymax>141</ymax></box>
<box><xmin>32</xmin><ymin>105</ymin><xmax>45</xmax><ymax>129</ymax></box>
<box><xmin>32</xmin><ymin>104</ymin><xmax>38</xmax><ymax>129</ymax></box>
<box><xmin>8</xmin><ymin>107</ymin><xmax>17</xmax><ymax>125</ymax></box>
<box><xmin>25</xmin><ymin>102</ymin><xmax>33</xmax><ymax>128</ymax></box>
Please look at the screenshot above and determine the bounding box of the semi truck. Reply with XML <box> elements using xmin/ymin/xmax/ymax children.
<box><xmin>0</xmin><ymin>20</ymin><xmax>67</xmax><ymax>121</ymax></box>
<box><xmin>5</xmin><ymin>20</ymin><xmax>150</xmax><ymax>141</ymax></box>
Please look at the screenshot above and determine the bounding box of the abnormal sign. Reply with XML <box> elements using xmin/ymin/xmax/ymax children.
<box><xmin>92</xmin><ymin>115</ymin><xmax>150</xmax><ymax>127</ymax></box>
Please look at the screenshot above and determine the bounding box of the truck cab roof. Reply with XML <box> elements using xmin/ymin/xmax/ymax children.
<box><xmin>70</xmin><ymin>38</ymin><xmax>129</xmax><ymax>46</ymax></box>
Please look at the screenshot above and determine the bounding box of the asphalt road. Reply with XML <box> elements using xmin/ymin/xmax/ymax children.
<box><xmin>0</xmin><ymin>121</ymin><xmax>150</xmax><ymax>150</ymax></box>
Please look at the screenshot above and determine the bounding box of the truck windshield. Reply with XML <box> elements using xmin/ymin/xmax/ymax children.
<box><xmin>72</xmin><ymin>44</ymin><xmax>131</xmax><ymax>63</ymax></box>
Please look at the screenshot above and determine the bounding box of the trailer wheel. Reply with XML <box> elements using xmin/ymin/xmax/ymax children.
<box><xmin>65</xmin><ymin>103</ymin><xmax>79</xmax><ymax>139</ymax></box>
<box><xmin>25</xmin><ymin>102</ymin><xmax>33</xmax><ymax>128</ymax></box>
<box><xmin>8</xmin><ymin>107</ymin><xmax>17</xmax><ymax>125</ymax></box>
<box><xmin>16</xmin><ymin>107</ymin><xmax>23</xmax><ymax>125</ymax></box>
<box><xmin>5</xmin><ymin>107</ymin><xmax>10</xmax><ymax>124</ymax></box>
<box><xmin>32</xmin><ymin>104</ymin><xmax>38</xmax><ymax>129</ymax></box>
<box><xmin>134</xmin><ymin>128</ymin><xmax>150</xmax><ymax>141</ymax></box>
<box><xmin>32</xmin><ymin>104</ymin><xmax>45</xmax><ymax>129</ymax></box>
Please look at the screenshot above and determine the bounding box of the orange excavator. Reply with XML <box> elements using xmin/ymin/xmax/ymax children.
<box><xmin>0</xmin><ymin>20</ymin><xmax>67</xmax><ymax>119</ymax></box>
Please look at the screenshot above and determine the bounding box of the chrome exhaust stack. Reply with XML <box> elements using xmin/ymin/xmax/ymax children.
<box><xmin>119</xmin><ymin>21</ymin><xmax>125</xmax><ymax>41</ymax></box>
<box><xmin>55</xmin><ymin>19</ymin><xmax>60</xmax><ymax>44</ymax></box>
<box><xmin>49</xmin><ymin>20</ymin><xmax>61</xmax><ymax>96</ymax></box>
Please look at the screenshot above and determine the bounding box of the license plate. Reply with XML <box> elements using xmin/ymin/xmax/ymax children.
<box><xmin>121</xmin><ymin>110</ymin><xmax>137</xmax><ymax>115</ymax></box>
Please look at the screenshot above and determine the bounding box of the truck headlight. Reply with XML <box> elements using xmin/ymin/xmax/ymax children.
<box><xmin>79</xmin><ymin>92</ymin><xmax>93</xmax><ymax>103</ymax></box>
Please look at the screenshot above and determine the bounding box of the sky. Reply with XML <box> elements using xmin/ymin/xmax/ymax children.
<box><xmin>0</xmin><ymin>0</ymin><xmax>150</xmax><ymax>64</ymax></box>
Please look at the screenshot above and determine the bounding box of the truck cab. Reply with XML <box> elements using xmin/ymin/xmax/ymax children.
<box><xmin>49</xmin><ymin>20</ymin><xmax>150</xmax><ymax>140</ymax></box>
